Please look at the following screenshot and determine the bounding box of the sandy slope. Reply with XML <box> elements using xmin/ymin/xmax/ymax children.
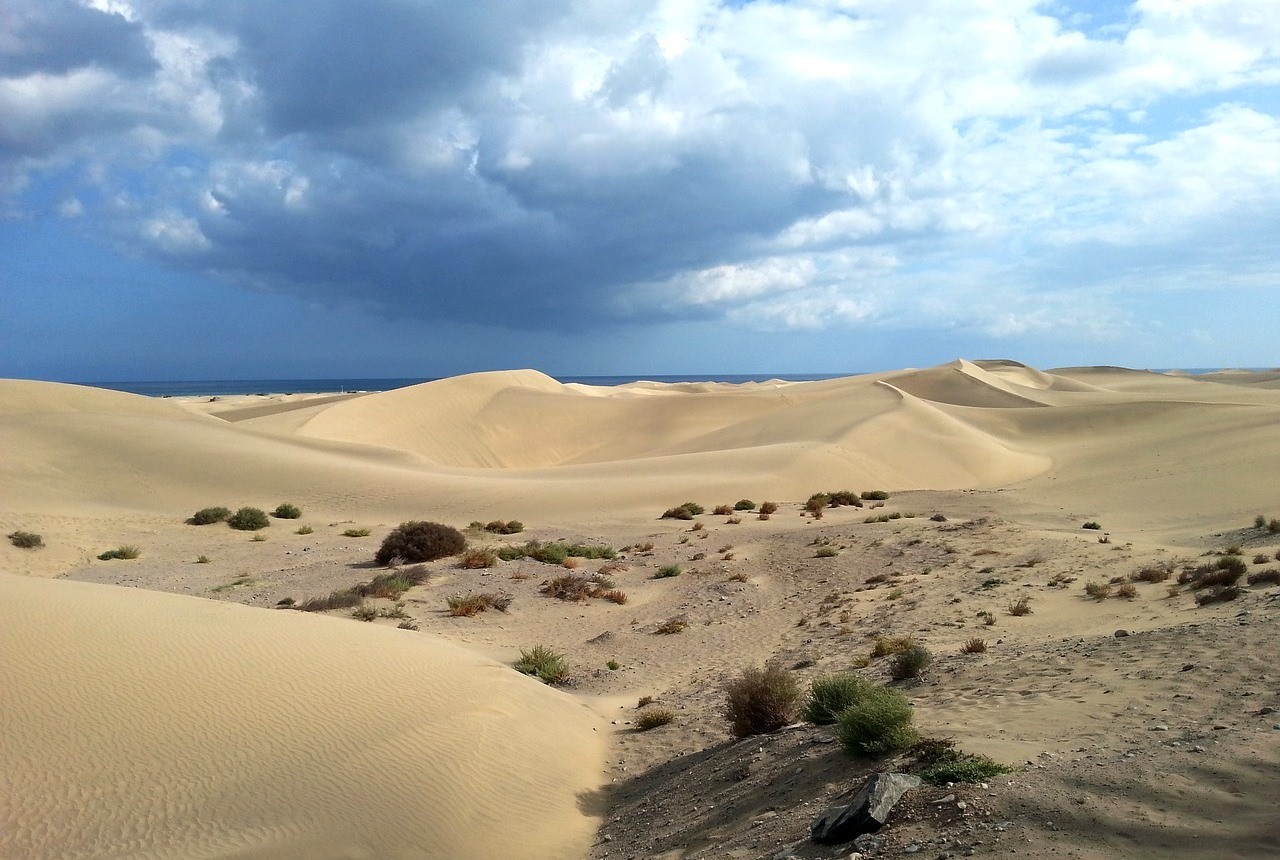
<box><xmin>5</xmin><ymin>360</ymin><xmax>1280</xmax><ymax>860</ymax></box>
<box><xmin>0</xmin><ymin>573</ymin><xmax>601</xmax><ymax>860</ymax></box>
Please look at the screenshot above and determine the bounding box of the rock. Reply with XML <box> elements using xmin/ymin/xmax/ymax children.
<box><xmin>812</xmin><ymin>773</ymin><xmax>922</xmax><ymax>844</ymax></box>
<box><xmin>1256</xmin><ymin>706</ymin><xmax>1276</xmax><ymax>716</ymax></box>
<box><xmin>1149</xmin><ymin>725</ymin><xmax>1169</xmax><ymax>732</ymax></box>
<box><xmin>1114</xmin><ymin>629</ymin><xmax>1130</xmax><ymax>638</ymax></box>
<box><xmin>854</xmin><ymin>833</ymin><xmax>886</xmax><ymax>852</ymax></box>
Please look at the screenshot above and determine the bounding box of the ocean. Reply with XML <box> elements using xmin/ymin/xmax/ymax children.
<box><xmin>85</xmin><ymin>374</ymin><xmax>851</xmax><ymax>398</ymax></box>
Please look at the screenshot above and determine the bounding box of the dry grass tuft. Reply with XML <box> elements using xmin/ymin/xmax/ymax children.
<box><xmin>458</xmin><ymin>548</ymin><xmax>499</xmax><ymax>569</ymax></box>
<box><xmin>1006</xmin><ymin>595</ymin><xmax>1033</xmax><ymax>616</ymax></box>
<box><xmin>654</xmin><ymin>615</ymin><xmax>689</xmax><ymax>635</ymax></box>
<box><xmin>960</xmin><ymin>637</ymin><xmax>987</xmax><ymax>654</ymax></box>
<box><xmin>723</xmin><ymin>664</ymin><xmax>800</xmax><ymax>738</ymax></box>
<box><xmin>635</xmin><ymin>708</ymin><xmax>676</xmax><ymax>730</ymax></box>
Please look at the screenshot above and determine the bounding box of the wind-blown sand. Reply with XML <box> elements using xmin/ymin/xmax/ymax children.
<box><xmin>2</xmin><ymin>360</ymin><xmax>1279</xmax><ymax>859</ymax></box>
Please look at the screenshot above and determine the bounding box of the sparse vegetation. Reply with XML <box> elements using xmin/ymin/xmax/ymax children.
<box><xmin>804</xmin><ymin>674</ymin><xmax>872</xmax><ymax>725</ymax></box>
<box><xmin>296</xmin><ymin>590</ymin><xmax>364</xmax><ymax>612</ymax></box>
<box><xmin>1084</xmin><ymin>581</ymin><xmax>1112</xmax><ymax>600</ymax></box>
<box><xmin>484</xmin><ymin>519</ymin><xmax>524</xmax><ymax>534</ymax></box>
<box><xmin>960</xmin><ymin>638</ymin><xmax>987</xmax><ymax>654</ymax></box>
<box><xmin>513</xmin><ymin>645</ymin><xmax>568</xmax><ymax>684</ymax></box>
<box><xmin>1082</xmin><ymin>521</ymin><xmax>1101</xmax><ymax>530</ymax></box>
<box><xmin>815</xmin><ymin>546</ymin><xmax>839</xmax><ymax>558</ymax></box>
<box><xmin>826</xmin><ymin>490</ymin><xmax>863</xmax><ymax>507</ymax></box>
<box><xmin>195</xmin><ymin>555</ymin><xmax>211</xmax><ymax>564</ymax></box>
<box><xmin>1131</xmin><ymin>565</ymin><xmax>1172</xmax><ymax>583</ymax></box>
<box><xmin>1195</xmin><ymin>585</ymin><xmax>1242</xmax><ymax>606</ymax></box>
<box><xmin>1181</xmin><ymin>557</ymin><xmax>1247</xmax><ymax>589</ymax></box>
<box><xmin>356</xmin><ymin>567</ymin><xmax>431</xmax><ymax>600</ymax></box>
<box><xmin>541</xmin><ymin>574</ymin><xmax>595</xmax><ymax>601</ymax></box>
<box><xmin>661</xmin><ymin>502</ymin><xmax>705</xmax><ymax>520</ymax></box>
<box><xmin>654</xmin><ymin>564</ymin><xmax>681</xmax><ymax>578</ymax></box>
<box><xmin>930</xmin><ymin>513</ymin><xmax>947</xmax><ymax>522</ymax></box>
<box><xmin>734</xmin><ymin>499</ymin><xmax>756</xmax><ymax>511</ymax></box>
<box><xmin>713</xmin><ymin>504</ymin><xmax>734</xmax><ymax>516</ymax></box>
<box><xmin>655</xmin><ymin>616</ymin><xmax>689</xmax><ymax>634</ymax></box>
<box><xmin>910</xmin><ymin>739</ymin><xmax>1012</xmax><ymax>784</ymax></box>
<box><xmin>636</xmin><ymin>708</ymin><xmax>676</xmax><ymax>730</ymax></box>
<box><xmin>343</xmin><ymin>528</ymin><xmax>372</xmax><ymax>538</ymax></box>
<box><xmin>295</xmin><ymin>525</ymin><xmax>314</xmax><ymax>535</ymax></box>
<box><xmin>227</xmin><ymin>507</ymin><xmax>270</xmax><ymax>531</ymax></box>
<box><xmin>890</xmin><ymin>645</ymin><xmax>933</xmax><ymax>680</ymax></box>
<box><xmin>836</xmin><ymin>684</ymin><xmax>918</xmax><ymax>756</ymax></box>
<box><xmin>1007</xmin><ymin>595</ymin><xmax>1033</xmax><ymax>616</ymax></box>
<box><xmin>250</xmin><ymin>533</ymin><xmax>267</xmax><ymax>542</ymax></box>
<box><xmin>98</xmin><ymin>545</ymin><xmax>141</xmax><ymax>560</ymax></box>
<box><xmin>1247</xmin><ymin>568</ymin><xmax>1280</xmax><ymax>586</ymax></box>
<box><xmin>606</xmin><ymin>660</ymin><xmax>620</xmax><ymax>670</ymax></box>
<box><xmin>759</xmin><ymin>501</ymin><xmax>779</xmax><ymax>515</ymax></box>
<box><xmin>375</xmin><ymin>521</ymin><xmax>465</xmax><ymax>565</ymax></box>
<box><xmin>7</xmin><ymin>530</ymin><xmax>43</xmax><ymax>549</ymax></box>
<box><xmin>871</xmin><ymin>636</ymin><xmax>913</xmax><ymax>659</ymax></box>
<box><xmin>723</xmin><ymin>665</ymin><xmax>801</xmax><ymax>738</ymax></box>
<box><xmin>188</xmin><ymin>506</ymin><xmax>231</xmax><ymax>525</ymax></box>
<box><xmin>447</xmin><ymin>592</ymin><xmax>512</xmax><ymax>616</ymax></box>
<box><xmin>351</xmin><ymin>605</ymin><xmax>379</xmax><ymax>622</ymax></box>
<box><xmin>804</xmin><ymin>493</ymin><xmax>830</xmax><ymax>518</ymax></box>
<box><xmin>272</xmin><ymin>503</ymin><xmax>302</xmax><ymax>519</ymax></box>
<box><xmin>458</xmin><ymin>548</ymin><xmax>499</xmax><ymax>569</ymax></box>
<box><xmin>861</xmin><ymin>490</ymin><xmax>890</xmax><ymax>501</ymax></box>
<box><xmin>1115</xmin><ymin>582</ymin><xmax>1138</xmax><ymax>599</ymax></box>
<box><xmin>497</xmin><ymin>540</ymin><xmax>616</xmax><ymax>564</ymax></box>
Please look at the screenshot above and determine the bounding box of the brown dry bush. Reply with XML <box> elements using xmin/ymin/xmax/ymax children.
<box><xmin>1247</xmin><ymin>568</ymin><xmax>1280</xmax><ymax>586</ymax></box>
<box><xmin>870</xmin><ymin>636</ymin><xmax>913</xmax><ymax>658</ymax></box>
<box><xmin>597</xmin><ymin>588</ymin><xmax>629</xmax><ymax>604</ymax></box>
<box><xmin>1084</xmin><ymin>581</ymin><xmax>1112</xmax><ymax>600</ymax></box>
<box><xmin>636</xmin><ymin>708</ymin><xmax>676</xmax><ymax>730</ymax></box>
<box><xmin>541</xmin><ymin>574</ymin><xmax>594</xmax><ymax>601</ymax></box>
<box><xmin>1115</xmin><ymin>583</ymin><xmax>1138</xmax><ymax>599</ymax></box>
<box><xmin>1007</xmin><ymin>595</ymin><xmax>1033</xmax><ymax>616</ymax></box>
<box><xmin>723</xmin><ymin>664</ymin><xmax>800</xmax><ymax>738</ymax></box>
<box><xmin>1131</xmin><ymin>566</ymin><xmax>1172</xmax><ymax>583</ymax></box>
<box><xmin>759</xmin><ymin>501</ymin><xmax>779</xmax><ymax>515</ymax></box>
<box><xmin>960</xmin><ymin>638</ymin><xmax>987</xmax><ymax>654</ymax></box>
<box><xmin>296</xmin><ymin>590</ymin><xmax>363</xmax><ymax>612</ymax></box>
<box><xmin>713</xmin><ymin>504</ymin><xmax>734</xmax><ymax>516</ymax></box>
<box><xmin>447</xmin><ymin>592</ymin><xmax>512</xmax><ymax>616</ymax></box>
<box><xmin>458</xmin><ymin>548</ymin><xmax>499</xmax><ymax>569</ymax></box>
<box><xmin>1195</xmin><ymin>585</ymin><xmax>1242</xmax><ymax>606</ymax></box>
<box><xmin>654</xmin><ymin>616</ymin><xmax>689</xmax><ymax>634</ymax></box>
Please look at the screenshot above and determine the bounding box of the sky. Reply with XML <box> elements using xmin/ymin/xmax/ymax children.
<box><xmin>2</xmin><ymin>0</ymin><xmax>1278</xmax><ymax>381</ymax></box>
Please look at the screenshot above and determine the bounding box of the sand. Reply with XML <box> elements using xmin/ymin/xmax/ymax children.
<box><xmin>3</xmin><ymin>360</ymin><xmax>1279</xmax><ymax>859</ymax></box>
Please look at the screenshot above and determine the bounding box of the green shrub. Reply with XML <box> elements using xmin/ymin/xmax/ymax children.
<box><xmin>343</xmin><ymin>528</ymin><xmax>372</xmax><ymax>537</ymax></box>
<box><xmin>496</xmin><ymin>540</ymin><xmax>615</xmax><ymax>564</ymax></box>
<box><xmin>804</xmin><ymin>674</ymin><xmax>871</xmax><ymax>725</ymax></box>
<box><xmin>734</xmin><ymin>499</ymin><xmax>756</xmax><ymax>511</ymax></box>
<box><xmin>870</xmin><ymin>636</ymin><xmax>913</xmax><ymax>659</ymax></box>
<box><xmin>295</xmin><ymin>525</ymin><xmax>314</xmax><ymax>535</ymax></box>
<box><xmin>836</xmin><ymin>685</ymin><xmax>918</xmax><ymax>755</ymax></box>
<box><xmin>654</xmin><ymin>565</ymin><xmax>681</xmax><ymax>578</ymax></box>
<box><xmin>910</xmin><ymin>739</ymin><xmax>1011</xmax><ymax>784</ymax></box>
<box><xmin>484</xmin><ymin>520</ymin><xmax>524</xmax><ymax>534</ymax></box>
<box><xmin>227</xmin><ymin>507</ymin><xmax>270</xmax><ymax>531</ymax></box>
<box><xmin>1269</xmin><ymin>518</ymin><xmax>1280</xmax><ymax>535</ymax></box>
<box><xmin>661</xmin><ymin>501</ymin><xmax>704</xmax><ymax>519</ymax></box>
<box><xmin>723</xmin><ymin>665</ymin><xmax>800</xmax><ymax>737</ymax></box>
<box><xmin>890</xmin><ymin>645</ymin><xmax>933</xmax><ymax>680</ymax></box>
<box><xmin>606</xmin><ymin>660</ymin><xmax>621</xmax><ymax>670</ymax></box>
<box><xmin>1084</xmin><ymin>581</ymin><xmax>1111</xmax><ymax>600</ymax></box>
<box><xmin>98</xmin><ymin>545</ymin><xmax>141</xmax><ymax>560</ymax></box>
<box><xmin>636</xmin><ymin>708</ymin><xmax>676</xmax><ymax>730</ymax></box>
<box><xmin>189</xmin><ymin>507</ymin><xmax>231</xmax><ymax>525</ymax></box>
<box><xmin>272</xmin><ymin>503</ymin><xmax>302</xmax><ymax>519</ymax></box>
<box><xmin>374</xmin><ymin>521</ymin><xmax>465</xmax><ymax>565</ymax></box>
<box><xmin>7</xmin><ymin>530</ymin><xmax>43</xmax><ymax>549</ymax></box>
<box><xmin>1255</xmin><ymin>514</ymin><xmax>1267</xmax><ymax>529</ymax></box>
<box><xmin>861</xmin><ymin>490</ymin><xmax>890</xmax><ymax>500</ymax></box>
<box><xmin>355</xmin><ymin>567</ymin><xmax>430</xmax><ymax>600</ymax></box>
<box><xmin>1082</xmin><ymin>521</ymin><xmax>1101</xmax><ymax>530</ymax></box>
<box><xmin>826</xmin><ymin>490</ymin><xmax>862</xmax><ymax>507</ymax></box>
<box><xmin>295</xmin><ymin>590</ymin><xmax>363</xmax><ymax>612</ymax></box>
<box><xmin>513</xmin><ymin>645</ymin><xmax>568</xmax><ymax>684</ymax></box>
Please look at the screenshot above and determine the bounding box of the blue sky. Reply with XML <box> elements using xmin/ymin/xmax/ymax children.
<box><xmin>2</xmin><ymin>0</ymin><xmax>1278</xmax><ymax>381</ymax></box>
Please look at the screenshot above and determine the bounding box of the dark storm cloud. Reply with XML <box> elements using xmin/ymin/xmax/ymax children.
<box><xmin>0</xmin><ymin>0</ymin><xmax>156</xmax><ymax>78</ymax></box>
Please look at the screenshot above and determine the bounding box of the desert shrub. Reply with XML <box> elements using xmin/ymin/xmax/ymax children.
<box><xmin>195</xmin><ymin>555</ymin><xmax>211</xmax><ymax>564</ymax></box>
<box><xmin>723</xmin><ymin>665</ymin><xmax>800</xmax><ymax>738</ymax></box>
<box><xmin>447</xmin><ymin>592</ymin><xmax>510</xmax><ymax>617</ymax></box>
<box><xmin>911</xmin><ymin>739</ymin><xmax>1012</xmax><ymax>784</ymax></box>
<box><xmin>597</xmin><ymin>588</ymin><xmax>629</xmax><ymax>604</ymax></box>
<box><xmin>662</xmin><ymin>502</ymin><xmax>704</xmax><ymax>519</ymax></box>
<box><xmin>343</xmin><ymin>528</ymin><xmax>371</xmax><ymax>537</ymax></box>
<box><xmin>1186</xmin><ymin>557</ymin><xmax>1247</xmax><ymax>590</ymax></box>
<box><xmin>654</xmin><ymin>616</ymin><xmax>689</xmax><ymax>634</ymax></box>
<box><xmin>295</xmin><ymin>590</ymin><xmax>362</xmax><ymax>612</ymax></box>
<box><xmin>250</xmin><ymin>533</ymin><xmax>267</xmax><ymax>542</ymax></box>
<box><xmin>861</xmin><ymin>490</ymin><xmax>890</xmax><ymax>501</ymax></box>
<box><xmin>352</xmin><ymin>567</ymin><xmax>429</xmax><ymax>600</ymax></box>
<box><xmin>398</xmin><ymin>619</ymin><xmax>420</xmax><ymax>630</ymax></box>
<box><xmin>1247</xmin><ymin>568</ymin><xmax>1280</xmax><ymax>586</ymax></box>
<box><xmin>1195</xmin><ymin>585</ymin><xmax>1242</xmax><ymax>606</ymax></box>
<box><xmin>1115</xmin><ymin>583</ymin><xmax>1138</xmax><ymax>599</ymax></box>
<box><xmin>890</xmin><ymin>645</ymin><xmax>933</xmax><ymax>680</ymax></box>
<box><xmin>276</xmin><ymin>597</ymin><xmax>295</xmax><ymax>606</ymax></box>
<box><xmin>980</xmin><ymin>611</ymin><xmax>996</xmax><ymax>625</ymax></box>
<box><xmin>689</xmin><ymin>521</ymin><xmax>705</xmax><ymax>532</ymax></box>
<box><xmin>1082</xmin><ymin>521</ymin><xmax>1101</xmax><ymax>530</ymax></box>
<box><xmin>295</xmin><ymin>524</ymin><xmax>314</xmax><ymax>535</ymax></box>
<box><xmin>734</xmin><ymin>499</ymin><xmax>757</xmax><ymax>511</ymax></box>
<box><xmin>7</xmin><ymin>530</ymin><xmax>43</xmax><ymax>549</ymax></box>
<box><xmin>541</xmin><ymin>574</ymin><xmax>594</xmax><ymax>601</ymax></box>
<box><xmin>458</xmin><ymin>548</ymin><xmax>499</xmax><ymax>569</ymax></box>
<box><xmin>513</xmin><ymin>645</ymin><xmax>568</xmax><ymax>684</ymax></box>
<box><xmin>826</xmin><ymin>490</ymin><xmax>863</xmax><ymax>508</ymax></box>
<box><xmin>654</xmin><ymin>565</ymin><xmax>682</xmax><ymax>578</ymax></box>
<box><xmin>759</xmin><ymin>501</ymin><xmax>779</xmax><ymax>515</ymax></box>
<box><xmin>499</xmin><ymin>540</ymin><xmax>615</xmax><ymax>564</ymax></box>
<box><xmin>484</xmin><ymin>520</ymin><xmax>524</xmax><ymax>534</ymax></box>
<box><xmin>930</xmin><ymin>513</ymin><xmax>947</xmax><ymax>522</ymax></box>
<box><xmin>375</xmin><ymin>521</ymin><xmax>465</xmax><ymax>565</ymax></box>
<box><xmin>870</xmin><ymin>636</ymin><xmax>913</xmax><ymax>659</ymax></box>
<box><xmin>1269</xmin><ymin>519</ymin><xmax>1280</xmax><ymax>535</ymax></box>
<box><xmin>804</xmin><ymin>494</ymin><xmax>830</xmax><ymax>518</ymax></box>
<box><xmin>1254</xmin><ymin>553</ymin><xmax>1271</xmax><ymax>564</ymax></box>
<box><xmin>815</xmin><ymin>546</ymin><xmax>839</xmax><ymax>558</ymax></box>
<box><xmin>189</xmin><ymin>506</ymin><xmax>231</xmax><ymax>525</ymax></box>
<box><xmin>960</xmin><ymin>638</ymin><xmax>987</xmax><ymax>654</ymax></box>
<box><xmin>226</xmin><ymin>507</ymin><xmax>270</xmax><ymax>531</ymax></box>
<box><xmin>836</xmin><ymin>685</ymin><xmax>918</xmax><ymax>756</ymax></box>
<box><xmin>351</xmin><ymin>605</ymin><xmax>379</xmax><ymax>622</ymax></box>
<box><xmin>272</xmin><ymin>503</ymin><xmax>302</xmax><ymax>519</ymax></box>
<box><xmin>1223</xmin><ymin>544</ymin><xmax>1243</xmax><ymax>556</ymax></box>
<box><xmin>1084</xmin><ymin>581</ymin><xmax>1112</xmax><ymax>600</ymax></box>
<box><xmin>804</xmin><ymin>674</ymin><xmax>871</xmax><ymax>725</ymax></box>
<box><xmin>726</xmin><ymin>515</ymin><xmax>741</xmax><ymax>524</ymax></box>
<box><xmin>1007</xmin><ymin>595</ymin><xmax>1033</xmax><ymax>616</ymax></box>
<box><xmin>1255</xmin><ymin>514</ymin><xmax>1267</xmax><ymax>529</ymax></box>
<box><xmin>1131</xmin><ymin>566</ymin><xmax>1171</xmax><ymax>583</ymax></box>
<box><xmin>713</xmin><ymin>504</ymin><xmax>734</xmax><ymax>516</ymax></box>
<box><xmin>636</xmin><ymin>708</ymin><xmax>676</xmax><ymax>730</ymax></box>
<box><xmin>98</xmin><ymin>545</ymin><xmax>141</xmax><ymax>560</ymax></box>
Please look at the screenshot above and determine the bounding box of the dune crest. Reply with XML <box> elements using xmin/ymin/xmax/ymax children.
<box><xmin>0</xmin><ymin>574</ymin><xmax>601</xmax><ymax>860</ymax></box>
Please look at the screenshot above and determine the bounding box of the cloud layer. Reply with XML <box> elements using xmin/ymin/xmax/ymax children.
<box><xmin>3</xmin><ymin>0</ymin><xmax>1279</xmax><ymax>343</ymax></box>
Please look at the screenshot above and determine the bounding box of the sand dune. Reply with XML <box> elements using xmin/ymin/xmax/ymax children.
<box><xmin>0</xmin><ymin>573</ymin><xmax>601</xmax><ymax>860</ymax></box>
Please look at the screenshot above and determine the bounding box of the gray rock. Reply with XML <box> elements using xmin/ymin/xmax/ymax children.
<box><xmin>812</xmin><ymin>772</ymin><xmax>922</xmax><ymax>844</ymax></box>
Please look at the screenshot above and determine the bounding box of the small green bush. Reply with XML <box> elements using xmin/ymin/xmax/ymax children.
<box><xmin>374</xmin><ymin>521</ymin><xmax>465</xmax><ymax>565</ymax></box>
<box><xmin>227</xmin><ymin>507</ymin><xmax>270</xmax><ymax>531</ymax></box>
<box><xmin>188</xmin><ymin>507</ymin><xmax>231</xmax><ymax>525</ymax></box>
<box><xmin>484</xmin><ymin>520</ymin><xmax>524</xmax><ymax>534</ymax></box>
<box><xmin>861</xmin><ymin>490</ymin><xmax>890</xmax><ymax>500</ymax></box>
<box><xmin>826</xmin><ymin>490</ymin><xmax>862</xmax><ymax>507</ymax></box>
<box><xmin>661</xmin><ymin>501</ymin><xmax>704</xmax><ymax>520</ymax></box>
<box><xmin>98</xmin><ymin>545</ymin><xmax>141</xmax><ymax>560</ymax></box>
<box><xmin>723</xmin><ymin>665</ymin><xmax>800</xmax><ymax>737</ymax></box>
<box><xmin>836</xmin><ymin>685</ymin><xmax>918</xmax><ymax>756</ymax></box>
<box><xmin>1082</xmin><ymin>521</ymin><xmax>1101</xmax><ymax>530</ymax></box>
<box><xmin>734</xmin><ymin>499</ymin><xmax>756</xmax><ymax>511</ymax></box>
<box><xmin>272</xmin><ymin>503</ymin><xmax>302</xmax><ymax>519</ymax></box>
<box><xmin>804</xmin><ymin>674</ymin><xmax>871</xmax><ymax>725</ymax></box>
<box><xmin>911</xmin><ymin>739</ymin><xmax>1012</xmax><ymax>784</ymax></box>
<box><xmin>513</xmin><ymin>645</ymin><xmax>568</xmax><ymax>684</ymax></box>
<box><xmin>890</xmin><ymin>645</ymin><xmax>933</xmax><ymax>680</ymax></box>
<box><xmin>344</xmin><ymin>528</ymin><xmax>372</xmax><ymax>538</ymax></box>
<box><xmin>636</xmin><ymin>708</ymin><xmax>676</xmax><ymax>730</ymax></box>
<box><xmin>295</xmin><ymin>590</ymin><xmax>363</xmax><ymax>612</ymax></box>
<box><xmin>7</xmin><ymin>530</ymin><xmax>43</xmax><ymax>549</ymax></box>
<box><xmin>295</xmin><ymin>525</ymin><xmax>314</xmax><ymax>535</ymax></box>
<box><xmin>654</xmin><ymin>565</ymin><xmax>682</xmax><ymax>578</ymax></box>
